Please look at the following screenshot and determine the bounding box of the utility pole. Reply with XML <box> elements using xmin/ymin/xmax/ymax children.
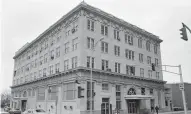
<box><xmin>178</xmin><ymin>65</ymin><xmax>187</xmax><ymax>114</ymax></box>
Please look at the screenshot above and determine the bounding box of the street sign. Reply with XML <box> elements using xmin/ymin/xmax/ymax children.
<box><xmin>179</xmin><ymin>83</ymin><xmax>184</xmax><ymax>90</ymax></box>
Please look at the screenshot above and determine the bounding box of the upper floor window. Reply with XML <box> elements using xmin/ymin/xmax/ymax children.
<box><xmin>72</xmin><ymin>56</ymin><xmax>78</xmax><ymax>68</ymax></box>
<box><xmin>87</xmin><ymin>19</ymin><xmax>94</xmax><ymax>31</ymax></box>
<box><xmin>154</xmin><ymin>44</ymin><xmax>158</xmax><ymax>54</ymax></box>
<box><xmin>102</xmin><ymin>83</ymin><xmax>109</xmax><ymax>91</ymax></box>
<box><xmin>128</xmin><ymin>34</ymin><xmax>133</xmax><ymax>45</ymax></box>
<box><xmin>139</xmin><ymin>53</ymin><xmax>143</xmax><ymax>63</ymax></box>
<box><xmin>141</xmin><ymin>88</ymin><xmax>145</xmax><ymax>95</ymax></box>
<box><xmin>138</xmin><ymin>38</ymin><xmax>142</xmax><ymax>48</ymax></box>
<box><xmin>140</xmin><ymin>68</ymin><xmax>144</xmax><ymax>77</ymax></box>
<box><xmin>49</xmin><ymin>65</ymin><xmax>53</xmax><ymax>75</ymax></box>
<box><xmin>56</xmin><ymin>36</ymin><xmax>61</xmax><ymax>43</ymax></box>
<box><xmin>114</xmin><ymin>30</ymin><xmax>120</xmax><ymax>41</ymax></box>
<box><xmin>87</xmin><ymin>56</ymin><xmax>94</xmax><ymax>68</ymax></box>
<box><xmin>87</xmin><ymin>37</ymin><xmax>94</xmax><ymax>49</ymax></box>
<box><xmin>50</xmin><ymin>50</ymin><xmax>54</xmax><ymax>60</ymax></box>
<box><xmin>43</xmin><ymin>68</ymin><xmax>46</xmax><ymax>77</ymax></box>
<box><xmin>150</xmin><ymin>89</ymin><xmax>153</xmax><ymax>95</ymax></box>
<box><xmin>155</xmin><ymin>58</ymin><xmax>159</xmax><ymax>67</ymax></box>
<box><xmin>37</xmin><ymin>87</ymin><xmax>45</xmax><ymax>101</ymax></box>
<box><xmin>55</xmin><ymin>63</ymin><xmax>60</xmax><ymax>73</ymax></box>
<box><xmin>148</xmin><ymin>70</ymin><xmax>152</xmax><ymax>78</ymax></box>
<box><xmin>39</xmin><ymin>70</ymin><xmax>42</xmax><ymax>78</ymax></box>
<box><xmin>115</xmin><ymin>62</ymin><xmax>120</xmax><ymax>73</ymax></box>
<box><xmin>56</xmin><ymin>47</ymin><xmax>60</xmax><ymax>58</ymax></box>
<box><xmin>101</xmin><ymin>59</ymin><xmax>109</xmax><ymax>70</ymax></box>
<box><xmin>101</xmin><ymin>42</ymin><xmax>108</xmax><ymax>53</ymax></box>
<box><xmin>44</xmin><ymin>53</ymin><xmax>48</xmax><ymax>63</ymax></box>
<box><xmin>126</xmin><ymin>65</ymin><xmax>135</xmax><ymax>76</ymax></box>
<box><xmin>114</xmin><ymin>45</ymin><xmax>120</xmax><ymax>56</ymax></box>
<box><xmin>64</xmin><ymin>60</ymin><xmax>69</xmax><ymax>71</ymax></box>
<box><xmin>72</xmin><ymin>37</ymin><xmax>78</xmax><ymax>51</ymax></box>
<box><xmin>146</xmin><ymin>41</ymin><xmax>151</xmax><ymax>51</ymax></box>
<box><xmin>147</xmin><ymin>56</ymin><xmax>151</xmax><ymax>65</ymax></box>
<box><xmin>125</xmin><ymin>49</ymin><xmax>134</xmax><ymax>60</ymax></box>
<box><xmin>156</xmin><ymin>72</ymin><xmax>159</xmax><ymax>79</ymax></box>
<box><xmin>101</xmin><ymin>25</ymin><xmax>108</xmax><ymax>36</ymax></box>
<box><xmin>64</xmin><ymin>42</ymin><xmax>69</xmax><ymax>54</ymax></box>
<box><xmin>40</xmin><ymin>56</ymin><xmax>43</xmax><ymax>65</ymax></box>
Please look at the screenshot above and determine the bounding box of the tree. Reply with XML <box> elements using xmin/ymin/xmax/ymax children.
<box><xmin>1</xmin><ymin>89</ymin><xmax>11</xmax><ymax>108</ymax></box>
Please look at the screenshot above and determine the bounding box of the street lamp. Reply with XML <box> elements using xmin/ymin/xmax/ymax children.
<box><xmin>90</xmin><ymin>38</ymin><xmax>104</xmax><ymax>114</ymax></box>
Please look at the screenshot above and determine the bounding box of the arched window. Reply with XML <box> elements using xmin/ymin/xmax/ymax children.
<box><xmin>128</xmin><ymin>88</ymin><xmax>136</xmax><ymax>95</ymax></box>
<box><xmin>23</xmin><ymin>91</ymin><xmax>27</xmax><ymax>97</ymax></box>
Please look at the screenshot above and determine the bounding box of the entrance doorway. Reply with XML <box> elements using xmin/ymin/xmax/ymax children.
<box><xmin>21</xmin><ymin>100</ymin><xmax>27</xmax><ymax>112</ymax></box>
<box><xmin>128</xmin><ymin>100</ymin><xmax>138</xmax><ymax>114</ymax></box>
<box><xmin>101</xmin><ymin>98</ymin><xmax>112</xmax><ymax>114</ymax></box>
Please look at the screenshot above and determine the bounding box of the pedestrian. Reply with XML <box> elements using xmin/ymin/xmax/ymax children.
<box><xmin>155</xmin><ymin>106</ymin><xmax>159</xmax><ymax>114</ymax></box>
<box><xmin>151</xmin><ymin>105</ymin><xmax>154</xmax><ymax>112</ymax></box>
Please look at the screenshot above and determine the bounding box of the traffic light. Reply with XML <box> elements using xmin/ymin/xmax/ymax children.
<box><xmin>152</xmin><ymin>63</ymin><xmax>155</xmax><ymax>71</ymax></box>
<box><xmin>78</xmin><ymin>86</ymin><xmax>84</xmax><ymax>98</ymax></box>
<box><xmin>180</xmin><ymin>26</ymin><xmax>188</xmax><ymax>41</ymax></box>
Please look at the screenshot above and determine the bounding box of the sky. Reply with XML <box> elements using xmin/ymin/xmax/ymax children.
<box><xmin>1</xmin><ymin>0</ymin><xmax>191</xmax><ymax>94</ymax></box>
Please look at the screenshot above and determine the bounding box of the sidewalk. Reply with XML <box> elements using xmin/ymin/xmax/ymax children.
<box><xmin>158</xmin><ymin>110</ymin><xmax>191</xmax><ymax>114</ymax></box>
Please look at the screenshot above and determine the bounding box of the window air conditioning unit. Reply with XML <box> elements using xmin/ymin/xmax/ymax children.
<box><xmin>72</xmin><ymin>28</ymin><xmax>75</xmax><ymax>33</ymax></box>
<box><xmin>106</xmin><ymin>68</ymin><xmax>111</xmax><ymax>72</ymax></box>
<box><xmin>51</xmin><ymin>56</ymin><xmax>54</xmax><ymax>60</ymax></box>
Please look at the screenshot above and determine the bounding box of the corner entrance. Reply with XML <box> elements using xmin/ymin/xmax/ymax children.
<box><xmin>127</xmin><ymin>100</ymin><xmax>139</xmax><ymax>114</ymax></box>
<box><xmin>21</xmin><ymin>100</ymin><xmax>27</xmax><ymax>112</ymax></box>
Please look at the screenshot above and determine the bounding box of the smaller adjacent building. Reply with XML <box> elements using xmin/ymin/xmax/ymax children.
<box><xmin>165</xmin><ymin>83</ymin><xmax>191</xmax><ymax>111</ymax></box>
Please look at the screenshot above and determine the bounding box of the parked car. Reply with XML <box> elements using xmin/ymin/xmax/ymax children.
<box><xmin>22</xmin><ymin>109</ymin><xmax>46</xmax><ymax>114</ymax></box>
<box><xmin>9</xmin><ymin>109</ymin><xmax>21</xmax><ymax>114</ymax></box>
<box><xmin>173</xmin><ymin>107</ymin><xmax>183</xmax><ymax>111</ymax></box>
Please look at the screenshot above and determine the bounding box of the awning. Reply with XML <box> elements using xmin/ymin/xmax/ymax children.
<box><xmin>124</xmin><ymin>95</ymin><xmax>154</xmax><ymax>100</ymax></box>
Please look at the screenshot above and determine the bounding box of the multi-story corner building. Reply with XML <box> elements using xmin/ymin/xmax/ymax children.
<box><xmin>11</xmin><ymin>2</ymin><xmax>166</xmax><ymax>114</ymax></box>
<box><xmin>165</xmin><ymin>83</ymin><xmax>191</xmax><ymax>111</ymax></box>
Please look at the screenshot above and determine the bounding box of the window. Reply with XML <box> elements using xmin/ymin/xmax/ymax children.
<box><xmin>55</xmin><ymin>63</ymin><xmax>60</xmax><ymax>73</ymax></box>
<box><xmin>102</xmin><ymin>83</ymin><xmax>109</xmax><ymax>91</ymax></box>
<box><xmin>87</xmin><ymin>81</ymin><xmax>95</xmax><ymax>110</ymax></box>
<box><xmin>45</xmin><ymin>39</ymin><xmax>48</xmax><ymax>49</ymax></box>
<box><xmin>64</xmin><ymin>42</ymin><xmax>69</xmax><ymax>54</ymax></box>
<box><xmin>43</xmin><ymin>68</ymin><xmax>46</xmax><ymax>77</ymax></box>
<box><xmin>44</xmin><ymin>53</ymin><xmax>48</xmax><ymax>63</ymax></box>
<box><xmin>155</xmin><ymin>58</ymin><xmax>159</xmax><ymax>67</ymax></box>
<box><xmin>126</xmin><ymin>65</ymin><xmax>135</xmax><ymax>76</ymax></box>
<box><xmin>115</xmin><ymin>62</ymin><xmax>120</xmax><ymax>73</ymax></box>
<box><xmin>48</xmin><ymin>86</ymin><xmax>58</xmax><ymax>100</ymax></box>
<box><xmin>56</xmin><ymin>36</ymin><xmax>61</xmax><ymax>43</ymax></box>
<box><xmin>101</xmin><ymin>42</ymin><xmax>108</xmax><ymax>53</ymax></box>
<box><xmin>150</xmin><ymin>89</ymin><xmax>153</xmax><ymax>95</ymax></box>
<box><xmin>125</xmin><ymin>34</ymin><xmax>128</xmax><ymax>43</ymax></box>
<box><xmin>101</xmin><ymin>25</ymin><xmax>108</xmax><ymax>36</ymax></box>
<box><xmin>49</xmin><ymin>65</ymin><xmax>53</xmax><ymax>75</ymax></box>
<box><xmin>35</xmin><ymin>59</ymin><xmax>37</xmax><ymax>67</ymax></box>
<box><xmin>114</xmin><ymin>30</ymin><xmax>120</xmax><ymax>40</ymax></box>
<box><xmin>87</xmin><ymin>56</ymin><xmax>94</xmax><ymax>68</ymax></box>
<box><xmin>87</xmin><ymin>19</ymin><xmax>94</xmax><ymax>31</ymax></box>
<box><xmin>50</xmin><ymin>38</ymin><xmax>55</xmax><ymax>46</ymax></box>
<box><xmin>125</xmin><ymin>49</ymin><xmax>134</xmax><ymax>60</ymax></box>
<box><xmin>28</xmin><ymin>89</ymin><xmax>32</xmax><ymax>96</ymax></box>
<box><xmin>148</xmin><ymin>70</ymin><xmax>152</xmax><ymax>78</ymax></box>
<box><xmin>154</xmin><ymin>44</ymin><xmax>158</xmax><ymax>54</ymax></box>
<box><xmin>146</xmin><ymin>41</ymin><xmax>151</xmax><ymax>51</ymax></box>
<box><xmin>72</xmin><ymin>56</ymin><xmax>78</xmax><ymax>68</ymax></box>
<box><xmin>156</xmin><ymin>72</ymin><xmax>159</xmax><ymax>79</ymax></box>
<box><xmin>87</xmin><ymin>37</ymin><xmax>94</xmax><ymax>49</ymax></box>
<box><xmin>128</xmin><ymin>34</ymin><xmax>133</xmax><ymax>45</ymax></box>
<box><xmin>139</xmin><ymin>53</ymin><xmax>143</xmax><ymax>63</ymax></box>
<box><xmin>147</xmin><ymin>56</ymin><xmax>151</xmax><ymax>65</ymax></box>
<box><xmin>56</xmin><ymin>47</ymin><xmax>60</xmax><ymax>58</ymax></box>
<box><xmin>114</xmin><ymin>45</ymin><xmax>120</xmax><ymax>56</ymax></box>
<box><xmin>116</xmin><ymin>85</ymin><xmax>121</xmax><ymax>109</ymax></box>
<box><xmin>101</xmin><ymin>60</ymin><xmax>109</xmax><ymax>70</ymax></box>
<box><xmin>32</xmin><ymin>89</ymin><xmax>35</xmax><ymax>96</ymax></box>
<box><xmin>39</xmin><ymin>70</ymin><xmax>42</xmax><ymax>78</ymax></box>
<box><xmin>50</xmin><ymin>50</ymin><xmax>54</xmax><ymax>60</ymax></box>
<box><xmin>128</xmin><ymin>88</ymin><xmax>136</xmax><ymax>95</ymax></box>
<box><xmin>34</xmin><ymin>72</ymin><xmax>37</xmax><ymax>80</ymax></box>
<box><xmin>138</xmin><ymin>38</ymin><xmax>142</xmax><ymax>48</ymax></box>
<box><xmin>39</xmin><ymin>56</ymin><xmax>43</xmax><ymax>65</ymax></box>
<box><xmin>140</xmin><ymin>68</ymin><xmax>144</xmax><ymax>77</ymax></box>
<box><xmin>63</xmin><ymin>83</ymin><xmax>75</xmax><ymax>100</ymax></box>
<box><xmin>141</xmin><ymin>88</ymin><xmax>145</xmax><ymax>95</ymax></box>
<box><xmin>72</xmin><ymin>38</ymin><xmax>78</xmax><ymax>51</ymax></box>
<box><xmin>37</xmin><ymin>87</ymin><xmax>45</xmax><ymax>101</ymax></box>
<box><xmin>64</xmin><ymin>60</ymin><xmax>69</xmax><ymax>71</ymax></box>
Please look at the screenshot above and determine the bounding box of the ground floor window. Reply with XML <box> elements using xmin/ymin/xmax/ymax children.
<box><xmin>63</xmin><ymin>83</ymin><xmax>76</xmax><ymax>100</ymax></box>
<box><xmin>48</xmin><ymin>86</ymin><xmax>58</xmax><ymax>100</ymax></box>
<box><xmin>37</xmin><ymin>87</ymin><xmax>45</xmax><ymax>101</ymax></box>
<box><xmin>87</xmin><ymin>81</ymin><xmax>94</xmax><ymax>110</ymax></box>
